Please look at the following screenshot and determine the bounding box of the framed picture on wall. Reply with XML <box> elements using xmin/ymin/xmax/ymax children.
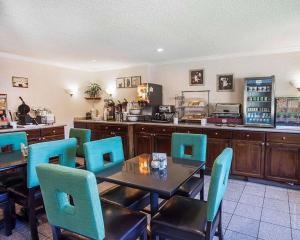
<box><xmin>190</xmin><ymin>69</ymin><xmax>204</xmax><ymax>86</ymax></box>
<box><xmin>217</xmin><ymin>74</ymin><xmax>234</xmax><ymax>92</ymax></box>
<box><xmin>124</xmin><ymin>77</ymin><xmax>132</xmax><ymax>88</ymax></box>
<box><xmin>12</xmin><ymin>76</ymin><xmax>29</xmax><ymax>88</ymax></box>
<box><xmin>131</xmin><ymin>76</ymin><xmax>141</xmax><ymax>88</ymax></box>
<box><xmin>116</xmin><ymin>78</ymin><xmax>125</xmax><ymax>88</ymax></box>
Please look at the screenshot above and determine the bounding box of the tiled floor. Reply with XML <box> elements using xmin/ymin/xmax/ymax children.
<box><xmin>1</xmin><ymin>177</ymin><xmax>300</xmax><ymax>240</ymax></box>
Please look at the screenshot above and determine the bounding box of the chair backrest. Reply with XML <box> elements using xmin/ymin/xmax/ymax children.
<box><xmin>171</xmin><ymin>133</ymin><xmax>207</xmax><ymax>162</ymax></box>
<box><xmin>0</xmin><ymin>132</ymin><xmax>27</xmax><ymax>151</ymax></box>
<box><xmin>84</xmin><ymin>136</ymin><xmax>124</xmax><ymax>173</ymax></box>
<box><xmin>206</xmin><ymin>148</ymin><xmax>233</xmax><ymax>222</ymax></box>
<box><xmin>69</xmin><ymin>128</ymin><xmax>91</xmax><ymax>157</ymax></box>
<box><xmin>36</xmin><ymin>164</ymin><xmax>105</xmax><ymax>240</ymax></box>
<box><xmin>27</xmin><ymin>138</ymin><xmax>77</xmax><ymax>188</ymax></box>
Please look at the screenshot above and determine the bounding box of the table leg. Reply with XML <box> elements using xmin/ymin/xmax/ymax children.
<box><xmin>150</xmin><ymin>192</ymin><xmax>159</xmax><ymax>217</ymax></box>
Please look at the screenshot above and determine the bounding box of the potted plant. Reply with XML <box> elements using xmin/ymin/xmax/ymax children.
<box><xmin>84</xmin><ymin>83</ymin><xmax>102</xmax><ymax>99</ymax></box>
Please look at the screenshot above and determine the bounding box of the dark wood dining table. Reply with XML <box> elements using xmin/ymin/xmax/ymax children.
<box><xmin>0</xmin><ymin>150</ymin><xmax>27</xmax><ymax>172</ymax></box>
<box><xmin>95</xmin><ymin>154</ymin><xmax>205</xmax><ymax>216</ymax></box>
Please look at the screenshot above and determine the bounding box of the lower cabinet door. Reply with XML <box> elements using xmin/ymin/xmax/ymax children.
<box><xmin>231</xmin><ymin>140</ymin><xmax>264</xmax><ymax>178</ymax></box>
<box><xmin>135</xmin><ymin>133</ymin><xmax>153</xmax><ymax>156</ymax></box>
<box><xmin>153</xmin><ymin>134</ymin><xmax>172</xmax><ymax>156</ymax></box>
<box><xmin>206</xmin><ymin>138</ymin><xmax>231</xmax><ymax>170</ymax></box>
<box><xmin>265</xmin><ymin>143</ymin><xmax>300</xmax><ymax>183</ymax></box>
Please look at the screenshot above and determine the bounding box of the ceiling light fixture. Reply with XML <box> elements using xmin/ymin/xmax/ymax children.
<box><xmin>91</xmin><ymin>59</ymin><xmax>97</xmax><ymax>62</ymax></box>
<box><xmin>156</xmin><ymin>48</ymin><xmax>164</xmax><ymax>52</ymax></box>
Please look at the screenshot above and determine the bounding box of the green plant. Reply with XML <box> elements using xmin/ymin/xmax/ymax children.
<box><xmin>84</xmin><ymin>83</ymin><xmax>102</xmax><ymax>98</ymax></box>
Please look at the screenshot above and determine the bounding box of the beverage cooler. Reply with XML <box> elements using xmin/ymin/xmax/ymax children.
<box><xmin>243</xmin><ymin>76</ymin><xmax>275</xmax><ymax>127</ymax></box>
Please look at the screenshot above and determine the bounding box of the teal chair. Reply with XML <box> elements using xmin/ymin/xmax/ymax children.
<box><xmin>36</xmin><ymin>164</ymin><xmax>147</xmax><ymax>240</ymax></box>
<box><xmin>7</xmin><ymin>138</ymin><xmax>77</xmax><ymax>240</ymax></box>
<box><xmin>151</xmin><ymin>148</ymin><xmax>233</xmax><ymax>240</ymax></box>
<box><xmin>171</xmin><ymin>133</ymin><xmax>207</xmax><ymax>199</ymax></box>
<box><xmin>84</xmin><ymin>136</ymin><xmax>150</xmax><ymax>211</ymax></box>
<box><xmin>69</xmin><ymin>128</ymin><xmax>91</xmax><ymax>158</ymax></box>
<box><xmin>0</xmin><ymin>132</ymin><xmax>27</xmax><ymax>151</ymax></box>
<box><xmin>0</xmin><ymin>132</ymin><xmax>28</xmax><ymax>188</ymax></box>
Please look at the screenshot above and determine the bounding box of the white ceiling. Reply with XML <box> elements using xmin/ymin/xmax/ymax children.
<box><xmin>1</xmin><ymin>0</ymin><xmax>300</xmax><ymax>71</ymax></box>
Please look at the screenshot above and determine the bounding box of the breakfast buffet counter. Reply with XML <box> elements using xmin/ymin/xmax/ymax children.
<box><xmin>74</xmin><ymin>119</ymin><xmax>300</xmax><ymax>185</ymax></box>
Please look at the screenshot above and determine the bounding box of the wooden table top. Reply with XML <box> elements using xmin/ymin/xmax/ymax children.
<box><xmin>0</xmin><ymin>150</ymin><xmax>27</xmax><ymax>172</ymax></box>
<box><xmin>96</xmin><ymin>154</ymin><xmax>204</xmax><ymax>197</ymax></box>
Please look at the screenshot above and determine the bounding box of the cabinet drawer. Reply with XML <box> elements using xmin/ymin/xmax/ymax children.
<box><xmin>25</xmin><ymin>129</ymin><xmax>41</xmax><ymax>140</ymax></box>
<box><xmin>176</xmin><ymin>127</ymin><xmax>202</xmax><ymax>134</ymax></box>
<box><xmin>74</xmin><ymin>122</ymin><xmax>87</xmax><ymax>129</ymax></box>
<box><xmin>41</xmin><ymin>127</ymin><xmax>64</xmax><ymax>137</ymax></box>
<box><xmin>203</xmin><ymin>129</ymin><xmax>232</xmax><ymax>139</ymax></box>
<box><xmin>108</xmin><ymin>125</ymin><xmax>127</xmax><ymax>133</ymax></box>
<box><xmin>267</xmin><ymin>133</ymin><xmax>300</xmax><ymax>144</ymax></box>
<box><xmin>233</xmin><ymin>131</ymin><xmax>265</xmax><ymax>141</ymax></box>
<box><xmin>135</xmin><ymin>125</ymin><xmax>153</xmax><ymax>133</ymax></box>
<box><xmin>155</xmin><ymin>126</ymin><xmax>176</xmax><ymax>134</ymax></box>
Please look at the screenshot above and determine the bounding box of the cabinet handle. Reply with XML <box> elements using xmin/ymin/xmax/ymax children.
<box><xmin>53</xmin><ymin>130</ymin><xmax>56</xmax><ymax>134</ymax></box>
<box><xmin>215</xmin><ymin>132</ymin><xmax>218</xmax><ymax>136</ymax></box>
<box><xmin>105</xmin><ymin>126</ymin><xmax>108</xmax><ymax>129</ymax></box>
<box><xmin>261</xmin><ymin>142</ymin><xmax>265</xmax><ymax>146</ymax></box>
<box><xmin>246</xmin><ymin>134</ymin><xmax>250</xmax><ymax>138</ymax></box>
<box><xmin>117</xmin><ymin>128</ymin><xmax>121</xmax><ymax>131</ymax></box>
<box><xmin>162</xmin><ymin>129</ymin><xmax>166</xmax><ymax>132</ymax></box>
<box><xmin>187</xmin><ymin>131</ymin><xmax>190</xmax><ymax>134</ymax></box>
<box><xmin>282</xmin><ymin>137</ymin><xmax>286</xmax><ymax>140</ymax></box>
<box><xmin>141</xmin><ymin>128</ymin><xmax>145</xmax><ymax>131</ymax></box>
<box><xmin>266</xmin><ymin>143</ymin><xmax>270</xmax><ymax>146</ymax></box>
<box><xmin>26</xmin><ymin>133</ymin><xmax>29</xmax><ymax>136</ymax></box>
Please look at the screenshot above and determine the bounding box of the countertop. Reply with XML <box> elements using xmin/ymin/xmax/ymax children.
<box><xmin>74</xmin><ymin>119</ymin><xmax>300</xmax><ymax>134</ymax></box>
<box><xmin>0</xmin><ymin>123</ymin><xmax>66</xmax><ymax>133</ymax></box>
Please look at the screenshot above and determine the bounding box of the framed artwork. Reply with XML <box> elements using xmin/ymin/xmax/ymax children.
<box><xmin>190</xmin><ymin>69</ymin><xmax>204</xmax><ymax>86</ymax></box>
<box><xmin>217</xmin><ymin>74</ymin><xmax>234</xmax><ymax>92</ymax></box>
<box><xmin>12</xmin><ymin>76</ymin><xmax>28</xmax><ymax>88</ymax></box>
<box><xmin>116</xmin><ymin>78</ymin><xmax>125</xmax><ymax>88</ymax></box>
<box><xmin>131</xmin><ymin>76</ymin><xmax>141</xmax><ymax>88</ymax></box>
<box><xmin>124</xmin><ymin>77</ymin><xmax>132</xmax><ymax>88</ymax></box>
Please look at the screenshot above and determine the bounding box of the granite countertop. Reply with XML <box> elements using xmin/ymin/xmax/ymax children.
<box><xmin>0</xmin><ymin>123</ymin><xmax>66</xmax><ymax>133</ymax></box>
<box><xmin>74</xmin><ymin>119</ymin><xmax>300</xmax><ymax>134</ymax></box>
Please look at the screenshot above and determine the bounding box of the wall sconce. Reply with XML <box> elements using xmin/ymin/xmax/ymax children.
<box><xmin>65</xmin><ymin>88</ymin><xmax>78</xmax><ymax>97</ymax></box>
<box><xmin>290</xmin><ymin>80</ymin><xmax>300</xmax><ymax>91</ymax></box>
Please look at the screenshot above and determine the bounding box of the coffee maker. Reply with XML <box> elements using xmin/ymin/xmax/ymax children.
<box><xmin>152</xmin><ymin>105</ymin><xmax>175</xmax><ymax>123</ymax></box>
<box><xmin>137</xmin><ymin>83</ymin><xmax>162</xmax><ymax>121</ymax></box>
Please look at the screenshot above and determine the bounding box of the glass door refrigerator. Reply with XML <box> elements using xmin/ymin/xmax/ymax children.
<box><xmin>244</xmin><ymin>76</ymin><xmax>275</xmax><ymax>127</ymax></box>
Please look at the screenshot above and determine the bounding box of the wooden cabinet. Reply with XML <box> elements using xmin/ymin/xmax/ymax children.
<box><xmin>203</xmin><ymin>129</ymin><xmax>232</xmax><ymax>171</ymax></box>
<box><xmin>206</xmin><ymin>138</ymin><xmax>231</xmax><ymax>170</ymax></box>
<box><xmin>73</xmin><ymin>121</ymin><xmax>87</xmax><ymax>129</ymax></box>
<box><xmin>134</xmin><ymin>125</ymin><xmax>175</xmax><ymax>156</ymax></box>
<box><xmin>80</xmin><ymin>122</ymin><xmax>133</xmax><ymax>159</ymax></box>
<box><xmin>232</xmin><ymin>140</ymin><xmax>265</xmax><ymax>178</ymax></box>
<box><xmin>265</xmin><ymin>139</ymin><xmax>300</xmax><ymax>183</ymax></box>
<box><xmin>231</xmin><ymin>131</ymin><xmax>265</xmax><ymax>178</ymax></box>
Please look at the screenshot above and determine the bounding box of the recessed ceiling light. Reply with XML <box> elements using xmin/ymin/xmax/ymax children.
<box><xmin>157</xmin><ymin>48</ymin><xmax>164</xmax><ymax>52</ymax></box>
<box><xmin>91</xmin><ymin>59</ymin><xmax>97</xmax><ymax>62</ymax></box>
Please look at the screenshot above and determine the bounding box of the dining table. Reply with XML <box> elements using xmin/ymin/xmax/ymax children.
<box><xmin>95</xmin><ymin>153</ymin><xmax>205</xmax><ymax>216</ymax></box>
<box><xmin>0</xmin><ymin>150</ymin><xmax>27</xmax><ymax>172</ymax></box>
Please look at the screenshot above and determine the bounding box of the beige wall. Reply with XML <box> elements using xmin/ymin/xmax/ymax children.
<box><xmin>150</xmin><ymin>52</ymin><xmax>300</xmax><ymax>105</ymax></box>
<box><xmin>0</xmin><ymin>57</ymin><xmax>97</xmax><ymax>134</ymax></box>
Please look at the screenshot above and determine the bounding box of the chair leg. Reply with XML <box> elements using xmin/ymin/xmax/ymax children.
<box><xmin>51</xmin><ymin>225</ymin><xmax>62</xmax><ymax>240</ymax></box>
<box><xmin>9</xmin><ymin>198</ymin><xmax>16</xmax><ymax>229</ymax></box>
<box><xmin>218</xmin><ymin>204</ymin><xmax>224</xmax><ymax>240</ymax></box>
<box><xmin>3</xmin><ymin>201</ymin><xmax>12</xmax><ymax>236</ymax></box>
<box><xmin>205</xmin><ymin>221</ymin><xmax>212</xmax><ymax>240</ymax></box>
<box><xmin>140</xmin><ymin>228</ymin><xmax>147</xmax><ymax>240</ymax></box>
<box><xmin>28</xmin><ymin>189</ymin><xmax>39</xmax><ymax>240</ymax></box>
<box><xmin>200</xmin><ymin>186</ymin><xmax>204</xmax><ymax>200</ymax></box>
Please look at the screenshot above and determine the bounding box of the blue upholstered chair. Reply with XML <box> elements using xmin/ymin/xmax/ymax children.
<box><xmin>151</xmin><ymin>148</ymin><xmax>233</xmax><ymax>240</ymax></box>
<box><xmin>36</xmin><ymin>164</ymin><xmax>147</xmax><ymax>240</ymax></box>
<box><xmin>84</xmin><ymin>136</ymin><xmax>150</xmax><ymax>211</ymax></box>
<box><xmin>171</xmin><ymin>133</ymin><xmax>207</xmax><ymax>199</ymax></box>
<box><xmin>0</xmin><ymin>132</ymin><xmax>27</xmax><ymax>151</ymax></box>
<box><xmin>69</xmin><ymin>128</ymin><xmax>91</xmax><ymax>158</ymax></box>
<box><xmin>69</xmin><ymin>128</ymin><xmax>91</xmax><ymax>169</ymax></box>
<box><xmin>0</xmin><ymin>132</ymin><xmax>28</xmax><ymax>188</ymax></box>
<box><xmin>8</xmin><ymin>138</ymin><xmax>77</xmax><ymax>240</ymax></box>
